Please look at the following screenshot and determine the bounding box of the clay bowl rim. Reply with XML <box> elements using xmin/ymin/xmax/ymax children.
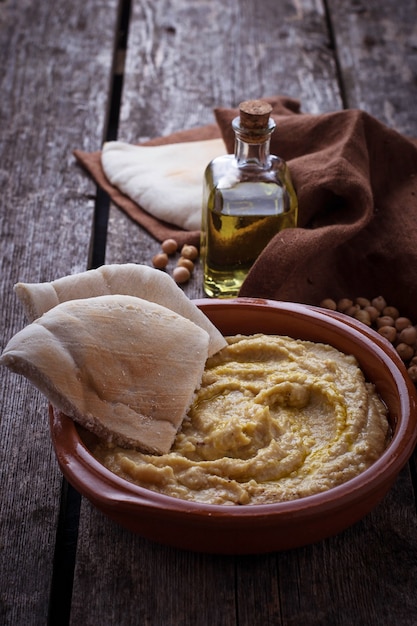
<box><xmin>50</xmin><ymin>297</ymin><xmax>417</xmax><ymax>523</ymax></box>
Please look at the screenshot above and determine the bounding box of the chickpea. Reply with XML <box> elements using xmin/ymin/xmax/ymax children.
<box><xmin>382</xmin><ymin>306</ymin><xmax>399</xmax><ymax>319</ymax></box>
<box><xmin>398</xmin><ymin>326</ymin><xmax>417</xmax><ymax>346</ymax></box>
<box><xmin>371</xmin><ymin>296</ymin><xmax>387</xmax><ymax>312</ymax></box>
<box><xmin>364</xmin><ymin>305</ymin><xmax>380</xmax><ymax>322</ymax></box>
<box><xmin>177</xmin><ymin>257</ymin><xmax>194</xmax><ymax>272</ymax></box>
<box><xmin>161</xmin><ymin>238</ymin><xmax>178</xmax><ymax>255</ymax></box>
<box><xmin>320</xmin><ymin>298</ymin><xmax>337</xmax><ymax>310</ymax></box>
<box><xmin>172</xmin><ymin>266</ymin><xmax>191</xmax><ymax>284</ymax></box>
<box><xmin>345</xmin><ymin>305</ymin><xmax>360</xmax><ymax>316</ymax></box>
<box><xmin>337</xmin><ymin>298</ymin><xmax>353</xmax><ymax>312</ymax></box>
<box><xmin>407</xmin><ymin>365</ymin><xmax>417</xmax><ymax>382</ymax></box>
<box><xmin>353</xmin><ymin>309</ymin><xmax>371</xmax><ymax>326</ymax></box>
<box><xmin>376</xmin><ymin>316</ymin><xmax>395</xmax><ymax>329</ymax></box>
<box><xmin>395</xmin><ymin>317</ymin><xmax>412</xmax><ymax>331</ymax></box>
<box><xmin>355</xmin><ymin>297</ymin><xmax>370</xmax><ymax>308</ymax></box>
<box><xmin>152</xmin><ymin>252</ymin><xmax>168</xmax><ymax>269</ymax></box>
<box><xmin>181</xmin><ymin>244</ymin><xmax>199</xmax><ymax>261</ymax></box>
<box><xmin>378</xmin><ymin>326</ymin><xmax>397</xmax><ymax>344</ymax></box>
<box><xmin>396</xmin><ymin>343</ymin><xmax>414</xmax><ymax>362</ymax></box>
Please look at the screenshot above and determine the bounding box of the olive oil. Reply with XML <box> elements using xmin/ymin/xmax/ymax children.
<box><xmin>201</xmin><ymin>100</ymin><xmax>298</xmax><ymax>298</ymax></box>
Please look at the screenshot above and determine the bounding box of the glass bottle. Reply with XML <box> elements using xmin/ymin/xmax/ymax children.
<box><xmin>200</xmin><ymin>99</ymin><xmax>298</xmax><ymax>298</ymax></box>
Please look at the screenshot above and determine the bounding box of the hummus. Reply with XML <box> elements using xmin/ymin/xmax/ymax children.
<box><xmin>92</xmin><ymin>334</ymin><xmax>390</xmax><ymax>505</ymax></box>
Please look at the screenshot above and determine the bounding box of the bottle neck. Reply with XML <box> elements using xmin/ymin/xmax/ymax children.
<box><xmin>234</xmin><ymin>134</ymin><xmax>272</xmax><ymax>167</ymax></box>
<box><xmin>232</xmin><ymin>115</ymin><xmax>276</xmax><ymax>168</ymax></box>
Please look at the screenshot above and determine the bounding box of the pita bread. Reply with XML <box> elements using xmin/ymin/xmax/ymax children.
<box><xmin>14</xmin><ymin>263</ymin><xmax>227</xmax><ymax>356</ymax></box>
<box><xmin>0</xmin><ymin>295</ymin><xmax>210</xmax><ymax>454</ymax></box>
<box><xmin>101</xmin><ymin>138</ymin><xmax>225</xmax><ymax>230</ymax></box>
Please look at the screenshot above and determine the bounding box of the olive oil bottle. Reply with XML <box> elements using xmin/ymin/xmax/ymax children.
<box><xmin>201</xmin><ymin>100</ymin><xmax>298</xmax><ymax>298</ymax></box>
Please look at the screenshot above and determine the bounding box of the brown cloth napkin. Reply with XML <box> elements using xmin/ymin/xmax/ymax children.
<box><xmin>74</xmin><ymin>96</ymin><xmax>417</xmax><ymax>319</ymax></box>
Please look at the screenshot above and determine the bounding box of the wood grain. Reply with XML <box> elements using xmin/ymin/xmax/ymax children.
<box><xmin>2</xmin><ymin>0</ymin><xmax>417</xmax><ymax>624</ymax></box>
<box><xmin>0</xmin><ymin>0</ymin><xmax>118</xmax><ymax>623</ymax></box>
<box><xmin>327</xmin><ymin>0</ymin><xmax>417</xmax><ymax>136</ymax></box>
<box><xmin>71</xmin><ymin>504</ymin><xmax>238</xmax><ymax>625</ymax></box>
<box><xmin>80</xmin><ymin>0</ymin><xmax>417</xmax><ymax>625</ymax></box>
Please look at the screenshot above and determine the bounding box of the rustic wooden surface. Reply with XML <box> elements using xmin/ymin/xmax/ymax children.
<box><xmin>1</xmin><ymin>0</ymin><xmax>417</xmax><ymax>624</ymax></box>
<box><xmin>327</xmin><ymin>0</ymin><xmax>417</xmax><ymax>136</ymax></box>
<box><xmin>0</xmin><ymin>0</ymin><xmax>118</xmax><ymax>623</ymax></box>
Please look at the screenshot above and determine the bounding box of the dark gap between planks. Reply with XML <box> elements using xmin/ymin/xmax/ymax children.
<box><xmin>410</xmin><ymin>455</ymin><xmax>417</xmax><ymax>516</ymax></box>
<box><xmin>322</xmin><ymin>0</ymin><xmax>348</xmax><ymax>109</ymax></box>
<box><xmin>48</xmin><ymin>482</ymin><xmax>82</xmax><ymax>626</ymax></box>
<box><xmin>47</xmin><ymin>1</ymin><xmax>132</xmax><ymax>624</ymax></box>
<box><xmin>89</xmin><ymin>0</ymin><xmax>132</xmax><ymax>270</ymax></box>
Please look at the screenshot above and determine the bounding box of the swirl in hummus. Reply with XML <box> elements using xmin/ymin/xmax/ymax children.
<box><xmin>92</xmin><ymin>334</ymin><xmax>390</xmax><ymax>505</ymax></box>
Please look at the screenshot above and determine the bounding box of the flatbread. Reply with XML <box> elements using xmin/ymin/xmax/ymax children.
<box><xmin>101</xmin><ymin>138</ymin><xmax>225</xmax><ymax>230</ymax></box>
<box><xmin>14</xmin><ymin>263</ymin><xmax>227</xmax><ymax>356</ymax></box>
<box><xmin>0</xmin><ymin>295</ymin><xmax>210</xmax><ymax>454</ymax></box>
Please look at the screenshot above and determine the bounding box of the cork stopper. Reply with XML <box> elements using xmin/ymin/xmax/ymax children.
<box><xmin>238</xmin><ymin>100</ymin><xmax>273</xmax><ymax>130</ymax></box>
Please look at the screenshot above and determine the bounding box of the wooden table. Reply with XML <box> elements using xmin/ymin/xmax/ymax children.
<box><xmin>1</xmin><ymin>0</ymin><xmax>417</xmax><ymax>624</ymax></box>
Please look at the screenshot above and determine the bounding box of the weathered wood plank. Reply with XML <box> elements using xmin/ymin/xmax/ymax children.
<box><xmin>0</xmin><ymin>0</ymin><xmax>119</xmax><ymax>623</ymax></box>
<box><xmin>327</xmin><ymin>0</ymin><xmax>417</xmax><ymax>136</ymax></box>
<box><xmin>117</xmin><ymin>0</ymin><xmax>342</xmax><ymax>144</ymax></box>
<box><xmin>71</xmin><ymin>504</ymin><xmax>237</xmax><ymax>626</ymax></box>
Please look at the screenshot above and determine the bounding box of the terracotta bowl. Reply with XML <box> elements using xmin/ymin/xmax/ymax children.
<box><xmin>49</xmin><ymin>298</ymin><xmax>417</xmax><ymax>554</ymax></box>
